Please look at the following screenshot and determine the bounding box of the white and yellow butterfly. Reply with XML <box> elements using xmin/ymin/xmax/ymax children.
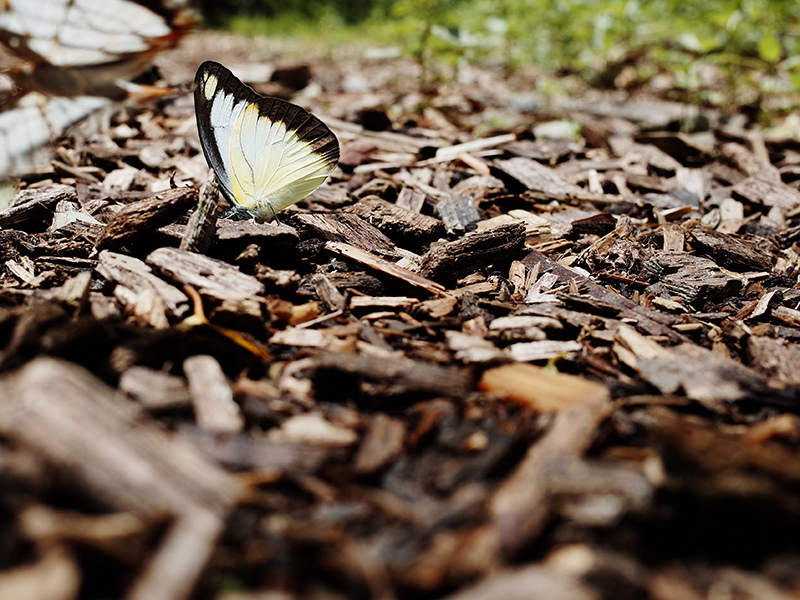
<box><xmin>194</xmin><ymin>60</ymin><xmax>339</xmax><ymax>221</ymax></box>
<box><xmin>0</xmin><ymin>0</ymin><xmax>195</xmax><ymax>176</ymax></box>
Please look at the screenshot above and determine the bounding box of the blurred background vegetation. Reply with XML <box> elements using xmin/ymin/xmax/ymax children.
<box><xmin>196</xmin><ymin>0</ymin><xmax>800</xmax><ymax>111</ymax></box>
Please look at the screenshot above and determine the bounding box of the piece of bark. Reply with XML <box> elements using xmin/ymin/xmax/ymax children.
<box><xmin>445</xmin><ymin>330</ymin><xmax>506</xmax><ymax>364</ymax></box>
<box><xmin>493</xmin><ymin>157</ymin><xmax>585</xmax><ymax>197</ymax></box>
<box><xmin>412</xmin><ymin>295</ymin><xmax>458</xmax><ymax>318</ymax></box>
<box><xmin>570</xmin><ymin>212</ymin><xmax>616</xmax><ymax>237</ymax></box>
<box><xmin>686</xmin><ymin>224</ymin><xmax>776</xmax><ymax>271</ymax></box>
<box><xmin>345</xmin><ymin>196</ymin><xmax>445</xmax><ymax>247</ymax></box>
<box><xmin>0</xmin><ymin>545</ymin><xmax>80</xmax><ymax>600</ymax></box>
<box><xmin>440</xmin><ymin>565</ymin><xmax>596</xmax><ymax>600</ymax></box>
<box><xmin>396</xmin><ymin>187</ymin><xmax>426</xmax><ymax>213</ymax></box>
<box><xmin>747</xmin><ymin>336</ymin><xmax>800</xmax><ymax>386</ymax></box>
<box><xmin>310</xmin><ymin>273</ymin><xmax>346</xmax><ymax>311</ymax></box>
<box><xmin>325</xmin><ymin>241</ymin><xmax>447</xmax><ymax>297</ymax></box>
<box><xmin>719</xmin><ymin>142</ymin><xmax>782</xmax><ymax>182</ymax></box>
<box><xmin>488</xmin><ymin>315</ymin><xmax>560</xmax><ymax>342</ymax></box>
<box><xmin>96</xmin><ymin>250</ymin><xmax>189</xmax><ymax>320</ymax></box>
<box><xmin>716</xmin><ymin>198</ymin><xmax>744</xmax><ymax>234</ymax></box>
<box><xmin>661</xmin><ymin>224</ymin><xmax>685</xmax><ymax>252</ymax></box>
<box><xmin>633</xmin><ymin>131</ymin><xmax>715</xmax><ymax>166</ymax></box>
<box><xmin>434</xmin><ymin>195</ymin><xmax>482</xmax><ymax>235</ymax></box>
<box><xmin>311</xmin><ymin>350</ymin><xmax>471</xmax><ymax>399</ymax></box>
<box><xmin>505</xmin><ymin>340</ymin><xmax>583</xmax><ymax>362</ymax></box>
<box><xmin>424</xmin><ymin>133</ymin><xmax>516</xmax><ymax>163</ymax></box>
<box><xmin>635</xmin><ymin>342</ymin><xmax>794</xmax><ymax>411</ymax></box>
<box><xmin>642</xmin><ymin>252</ymin><xmax>743</xmax><ymax>304</ymax></box>
<box><xmin>0</xmin><ymin>358</ymin><xmax>239</xmax><ymax>600</ymax></box>
<box><xmin>0</xmin><ymin>357</ymin><xmax>239</xmax><ymax>510</ymax></box>
<box><xmin>270</xmin><ymin>413</ymin><xmax>358</xmax><ymax>448</ymax></box>
<box><xmin>349</xmin><ymin>295</ymin><xmax>417</xmax><ymax>310</ymax></box>
<box><xmin>452</xmin><ymin>174</ymin><xmax>507</xmax><ymax>198</ymax></box>
<box><xmin>119</xmin><ymin>366</ymin><xmax>192</xmax><ymax>410</ymax></box>
<box><xmin>675</xmin><ymin>167</ymin><xmax>709</xmax><ymax>202</ymax></box>
<box><xmin>270</xmin><ymin>326</ymin><xmax>353</xmax><ymax>351</ymax></box>
<box><xmin>521</xmin><ymin>251</ymin><xmax>685</xmax><ymax>341</ymax></box>
<box><xmin>488</xmin><ymin>390</ymin><xmax>612</xmax><ymax>557</ymax></box>
<box><xmin>298</xmin><ymin>270</ymin><xmax>385</xmax><ymax>297</ymax></box>
<box><xmin>0</xmin><ymin>184</ymin><xmax>77</xmax><ymax>231</ymax></box>
<box><xmin>180</xmin><ymin>179</ymin><xmax>220</xmax><ymax>254</ymax></box>
<box><xmin>184</xmin><ymin>355</ymin><xmax>244</xmax><ymax>433</ymax></box>
<box><xmin>177</xmin><ymin>428</ymin><xmax>328</xmax><ymax>474</ymax></box>
<box><xmin>147</xmin><ymin>247</ymin><xmax>264</xmax><ymax>297</ymax></box>
<box><xmin>480</xmin><ymin>363</ymin><xmax>610</xmax><ymax>412</ymax></box>
<box><xmin>772</xmin><ymin>305</ymin><xmax>800</xmax><ymax>327</ymax></box>
<box><xmin>419</xmin><ymin>222</ymin><xmax>526</xmax><ymax>283</ymax></box>
<box><xmin>5</xmin><ymin>258</ymin><xmax>35</xmax><ymax>284</ymax></box>
<box><xmin>305</xmin><ymin>183</ymin><xmax>352</xmax><ymax>208</ymax></box>
<box><xmin>292</xmin><ymin>212</ymin><xmax>400</xmax><ymax>259</ymax></box>
<box><xmin>731</xmin><ymin>176</ymin><xmax>800</xmax><ymax>210</ymax></box>
<box><xmin>35</xmin><ymin>271</ymin><xmax>92</xmax><ymax>312</ymax></box>
<box><xmin>96</xmin><ymin>187</ymin><xmax>198</xmax><ymax>249</ymax></box>
<box><xmin>215</xmin><ymin>219</ymin><xmax>299</xmax><ymax>246</ymax></box>
<box><xmin>354</xmin><ymin>413</ymin><xmax>407</xmax><ymax>474</ymax></box>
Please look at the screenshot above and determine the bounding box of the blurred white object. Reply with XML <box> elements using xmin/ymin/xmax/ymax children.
<box><xmin>0</xmin><ymin>0</ymin><xmax>196</xmax><ymax>176</ymax></box>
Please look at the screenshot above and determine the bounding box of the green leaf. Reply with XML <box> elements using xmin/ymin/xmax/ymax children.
<box><xmin>758</xmin><ymin>32</ymin><xmax>782</xmax><ymax>63</ymax></box>
<box><xmin>789</xmin><ymin>69</ymin><xmax>800</xmax><ymax>91</ymax></box>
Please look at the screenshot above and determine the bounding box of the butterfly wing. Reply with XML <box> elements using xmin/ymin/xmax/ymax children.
<box><xmin>0</xmin><ymin>0</ymin><xmax>195</xmax><ymax>176</ymax></box>
<box><xmin>194</xmin><ymin>60</ymin><xmax>339</xmax><ymax>220</ymax></box>
<box><xmin>0</xmin><ymin>0</ymin><xmax>195</xmax><ymax>97</ymax></box>
<box><xmin>0</xmin><ymin>92</ymin><xmax>111</xmax><ymax>175</ymax></box>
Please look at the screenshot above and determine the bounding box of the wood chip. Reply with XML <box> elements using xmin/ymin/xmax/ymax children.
<box><xmin>0</xmin><ymin>358</ymin><xmax>240</xmax><ymax>600</ymax></box>
<box><xmin>180</xmin><ymin>178</ymin><xmax>220</xmax><ymax>254</ymax></box>
<box><xmin>435</xmin><ymin>195</ymin><xmax>483</xmax><ymax>235</ymax></box>
<box><xmin>312</xmin><ymin>350</ymin><xmax>471</xmax><ymax>398</ymax></box>
<box><xmin>345</xmin><ymin>196</ymin><xmax>445</xmax><ymax>247</ymax></box>
<box><xmin>326</xmin><ymin>241</ymin><xmax>448</xmax><ymax>296</ymax></box>
<box><xmin>119</xmin><ymin>366</ymin><xmax>192</xmax><ymax>410</ymax></box>
<box><xmin>96</xmin><ymin>187</ymin><xmax>198</xmax><ymax>249</ymax></box>
<box><xmin>147</xmin><ymin>247</ymin><xmax>265</xmax><ymax>296</ymax></box>
<box><xmin>184</xmin><ymin>355</ymin><xmax>244</xmax><ymax>433</ymax></box>
<box><xmin>0</xmin><ymin>184</ymin><xmax>77</xmax><ymax>231</ymax></box>
<box><xmin>488</xmin><ymin>383</ymin><xmax>611</xmax><ymax>556</ymax></box>
<box><xmin>293</xmin><ymin>212</ymin><xmax>400</xmax><ymax>259</ymax></box>
<box><xmin>731</xmin><ymin>176</ymin><xmax>800</xmax><ymax>210</ymax></box>
<box><xmin>480</xmin><ymin>363</ymin><xmax>610</xmax><ymax>411</ymax></box>
<box><xmin>270</xmin><ymin>413</ymin><xmax>358</xmax><ymax>447</ymax></box>
<box><xmin>419</xmin><ymin>222</ymin><xmax>526</xmax><ymax>283</ymax></box>
<box><xmin>354</xmin><ymin>413</ymin><xmax>407</xmax><ymax>474</ymax></box>
<box><xmin>96</xmin><ymin>250</ymin><xmax>189</xmax><ymax>320</ymax></box>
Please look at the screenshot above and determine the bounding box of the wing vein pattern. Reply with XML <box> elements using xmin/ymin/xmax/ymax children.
<box><xmin>194</xmin><ymin>60</ymin><xmax>339</xmax><ymax>221</ymax></box>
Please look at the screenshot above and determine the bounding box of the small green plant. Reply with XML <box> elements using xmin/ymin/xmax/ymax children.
<box><xmin>212</xmin><ymin>0</ymin><xmax>800</xmax><ymax>112</ymax></box>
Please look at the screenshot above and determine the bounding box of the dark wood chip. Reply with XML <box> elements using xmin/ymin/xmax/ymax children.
<box><xmin>96</xmin><ymin>187</ymin><xmax>198</xmax><ymax>249</ymax></box>
<box><xmin>292</xmin><ymin>212</ymin><xmax>400</xmax><ymax>259</ymax></box>
<box><xmin>419</xmin><ymin>222</ymin><xmax>526</xmax><ymax>283</ymax></box>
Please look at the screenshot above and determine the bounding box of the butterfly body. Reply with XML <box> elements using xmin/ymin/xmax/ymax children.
<box><xmin>194</xmin><ymin>61</ymin><xmax>339</xmax><ymax>221</ymax></box>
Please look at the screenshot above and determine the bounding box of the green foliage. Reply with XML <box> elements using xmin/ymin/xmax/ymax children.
<box><xmin>205</xmin><ymin>0</ymin><xmax>800</xmax><ymax>108</ymax></box>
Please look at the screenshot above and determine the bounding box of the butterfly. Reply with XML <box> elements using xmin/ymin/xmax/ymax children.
<box><xmin>0</xmin><ymin>0</ymin><xmax>196</xmax><ymax>176</ymax></box>
<box><xmin>194</xmin><ymin>60</ymin><xmax>339</xmax><ymax>222</ymax></box>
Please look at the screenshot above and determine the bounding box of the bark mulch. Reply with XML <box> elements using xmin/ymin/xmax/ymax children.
<box><xmin>1</xmin><ymin>33</ymin><xmax>800</xmax><ymax>600</ymax></box>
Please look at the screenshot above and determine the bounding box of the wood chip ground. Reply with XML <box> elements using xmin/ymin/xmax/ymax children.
<box><xmin>0</xmin><ymin>31</ymin><xmax>800</xmax><ymax>600</ymax></box>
